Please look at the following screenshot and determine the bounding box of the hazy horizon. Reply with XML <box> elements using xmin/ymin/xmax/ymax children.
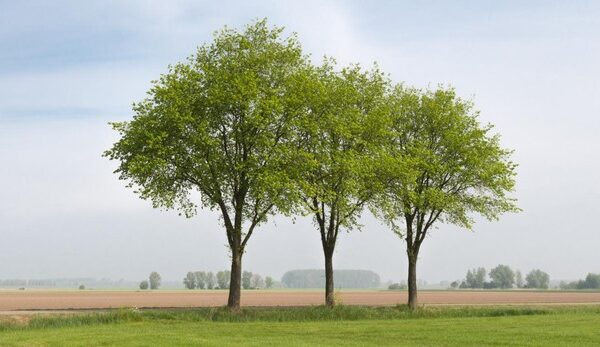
<box><xmin>1</xmin><ymin>1</ymin><xmax>599</xmax><ymax>285</ymax></box>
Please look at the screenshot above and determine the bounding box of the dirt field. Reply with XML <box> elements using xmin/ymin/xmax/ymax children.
<box><xmin>2</xmin><ymin>290</ymin><xmax>600</xmax><ymax>312</ymax></box>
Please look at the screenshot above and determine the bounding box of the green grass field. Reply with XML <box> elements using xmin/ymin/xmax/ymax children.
<box><xmin>1</xmin><ymin>306</ymin><xmax>599</xmax><ymax>346</ymax></box>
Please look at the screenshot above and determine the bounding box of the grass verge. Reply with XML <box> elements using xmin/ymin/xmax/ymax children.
<box><xmin>2</xmin><ymin>304</ymin><xmax>599</xmax><ymax>331</ymax></box>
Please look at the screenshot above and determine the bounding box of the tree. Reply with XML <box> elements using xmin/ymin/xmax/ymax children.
<box><xmin>450</xmin><ymin>281</ymin><xmax>459</xmax><ymax>289</ymax></box>
<box><xmin>149</xmin><ymin>272</ymin><xmax>162</xmax><ymax>290</ymax></box>
<box><xmin>489</xmin><ymin>265</ymin><xmax>515</xmax><ymax>289</ymax></box>
<box><xmin>216</xmin><ymin>270</ymin><xmax>231</xmax><ymax>289</ymax></box>
<box><xmin>206</xmin><ymin>272</ymin><xmax>216</xmax><ymax>290</ymax></box>
<box><xmin>465</xmin><ymin>270</ymin><xmax>474</xmax><ymax>288</ymax></box>
<box><xmin>291</xmin><ymin>62</ymin><xmax>389</xmax><ymax>307</ymax></box>
<box><xmin>139</xmin><ymin>280</ymin><xmax>149</xmax><ymax>290</ymax></box>
<box><xmin>375</xmin><ymin>87</ymin><xmax>519</xmax><ymax>309</ymax></box>
<box><xmin>525</xmin><ymin>269</ymin><xmax>549</xmax><ymax>289</ymax></box>
<box><xmin>251</xmin><ymin>273</ymin><xmax>264</xmax><ymax>289</ymax></box>
<box><xmin>242</xmin><ymin>271</ymin><xmax>253</xmax><ymax>290</ymax></box>
<box><xmin>104</xmin><ymin>20</ymin><xmax>306</xmax><ymax>310</ymax></box>
<box><xmin>515</xmin><ymin>270</ymin><xmax>524</xmax><ymax>288</ymax></box>
<box><xmin>194</xmin><ymin>271</ymin><xmax>206</xmax><ymax>290</ymax></box>
<box><xmin>265</xmin><ymin>276</ymin><xmax>274</xmax><ymax>289</ymax></box>
<box><xmin>582</xmin><ymin>273</ymin><xmax>600</xmax><ymax>289</ymax></box>
<box><xmin>466</xmin><ymin>267</ymin><xmax>486</xmax><ymax>288</ymax></box>
<box><xmin>183</xmin><ymin>272</ymin><xmax>196</xmax><ymax>289</ymax></box>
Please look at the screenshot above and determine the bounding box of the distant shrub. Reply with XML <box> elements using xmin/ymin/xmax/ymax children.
<box><xmin>78</xmin><ymin>284</ymin><xmax>85</xmax><ymax>290</ymax></box>
<box><xmin>388</xmin><ymin>283</ymin><xmax>407</xmax><ymax>290</ymax></box>
<box><xmin>139</xmin><ymin>280</ymin><xmax>149</xmax><ymax>290</ymax></box>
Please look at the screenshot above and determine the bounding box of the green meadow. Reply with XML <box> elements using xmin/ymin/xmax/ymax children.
<box><xmin>1</xmin><ymin>305</ymin><xmax>600</xmax><ymax>346</ymax></box>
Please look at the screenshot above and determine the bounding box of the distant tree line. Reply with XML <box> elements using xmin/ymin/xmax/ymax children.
<box><xmin>449</xmin><ymin>265</ymin><xmax>550</xmax><ymax>289</ymax></box>
<box><xmin>560</xmin><ymin>273</ymin><xmax>600</xmax><ymax>290</ymax></box>
<box><xmin>182</xmin><ymin>270</ymin><xmax>274</xmax><ymax>290</ymax></box>
<box><xmin>182</xmin><ymin>271</ymin><xmax>225</xmax><ymax>289</ymax></box>
<box><xmin>281</xmin><ymin>270</ymin><xmax>380</xmax><ymax>289</ymax></box>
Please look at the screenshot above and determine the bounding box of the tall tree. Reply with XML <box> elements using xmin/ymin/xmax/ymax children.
<box><xmin>104</xmin><ymin>20</ymin><xmax>306</xmax><ymax>309</ymax></box>
<box><xmin>515</xmin><ymin>270</ymin><xmax>524</xmax><ymax>288</ymax></box>
<box><xmin>183</xmin><ymin>272</ymin><xmax>196</xmax><ymax>289</ymax></box>
<box><xmin>292</xmin><ymin>61</ymin><xmax>389</xmax><ymax>307</ymax></box>
<box><xmin>376</xmin><ymin>86</ymin><xmax>519</xmax><ymax>309</ymax></box>
<box><xmin>206</xmin><ymin>272</ymin><xmax>216</xmax><ymax>290</ymax></box>
<box><xmin>194</xmin><ymin>271</ymin><xmax>206</xmax><ymax>289</ymax></box>
<box><xmin>149</xmin><ymin>272</ymin><xmax>162</xmax><ymax>290</ymax></box>
<box><xmin>525</xmin><ymin>269</ymin><xmax>549</xmax><ymax>289</ymax></box>
<box><xmin>265</xmin><ymin>276</ymin><xmax>274</xmax><ymax>289</ymax></box>
<box><xmin>466</xmin><ymin>267</ymin><xmax>486</xmax><ymax>288</ymax></box>
<box><xmin>216</xmin><ymin>270</ymin><xmax>230</xmax><ymax>289</ymax></box>
<box><xmin>490</xmin><ymin>265</ymin><xmax>515</xmax><ymax>289</ymax></box>
<box><xmin>242</xmin><ymin>271</ymin><xmax>253</xmax><ymax>290</ymax></box>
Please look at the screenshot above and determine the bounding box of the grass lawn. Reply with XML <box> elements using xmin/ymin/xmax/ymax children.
<box><xmin>1</xmin><ymin>306</ymin><xmax>599</xmax><ymax>346</ymax></box>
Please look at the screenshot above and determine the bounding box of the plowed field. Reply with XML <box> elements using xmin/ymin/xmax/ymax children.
<box><xmin>2</xmin><ymin>290</ymin><xmax>600</xmax><ymax>312</ymax></box>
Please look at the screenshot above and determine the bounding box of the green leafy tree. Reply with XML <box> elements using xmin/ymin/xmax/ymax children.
<box><xmin>149</xmin><ymin>272</ymin><xmax>162</xmax><ymax>290</ymax></box>
<box><xmin>265</xmin><ymin>276</ymin><xmax>274</xmax><ymax>289</ymax></box>
<box><xmin>489</xmin><ymin>265</ymin><xmax>515</xmax><ymax>289</ymax></box>
<box><xmin>291</xmin><ymin>62</ymin><xmax>389</xmax><ymax>306</ymax></box>
<box><xmin>216</xmin><ymin>270</ymin><xmax>231</xmax><ymax>289</ymax></box>
<box><xmin>515</xmin><ymin>270</ymin><xmax>524</xmax><ymax>288</ymax></box>
<box><xmin>582</xmin><ymin>273</ymin><xmax>600</xmax><ymax>289</ymax></box>
<box><xmin>139</xmin><ymin>280</ymin><xmax>149</xmax><ymax>290</ymax></box>
<box><xmin>104</xmin><ymin>20</ymin><xmax>307</xmax><ymax>309</ymax></box>
<box><xmin>251</xmin><ymin>273</ymin><xmax>264</xmax><ymax>289</ymax></box>
<box><xmin>375</xmin><ymin>86</ymin><xmax>519</xmax><ymax>309</ymax></box>
<box><xmin>466</xmin><ymin>267</ymin><xmax>486</xmax><ymax>288</ymax></box>
<box><xmin>525</xmin><ymin>269</ymin><xmax>550</xmax><ymax>289</ymax></box>
<box><xmin>183</xmin><ymin>272</ymin><xmax>196</xmax><ymax>289</ymax></box>
<box><xmin>194</xmin><ymin>271</ymin><xmax>206</xmax><ymax>290</ymax></box>
<box><xmin>242</xmin><ymin>271</ymin><xmax>253</xmax><ymax>290</ymax></box>
<box><xmin>206</xmin><ymin>272</ymin><xmax>216</xmax><ymax>290</ymax></box>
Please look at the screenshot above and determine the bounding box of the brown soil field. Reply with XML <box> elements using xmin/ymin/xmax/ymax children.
<box><xmin>2</xmin><ymin>290</ymin><xmax>600</xmax><ymax>312</ymax></box>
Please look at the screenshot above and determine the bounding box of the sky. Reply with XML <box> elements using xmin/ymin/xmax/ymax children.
<box><xmin>1</xmin><ymin>0</ymin><xmax>599</xmax><ymax>285</ymax></box>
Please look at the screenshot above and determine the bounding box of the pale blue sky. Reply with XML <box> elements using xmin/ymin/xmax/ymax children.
<box><xmin>1</xmin><ymin>1</ymin><xmax>599</xmax><ymax>284</ymax></box>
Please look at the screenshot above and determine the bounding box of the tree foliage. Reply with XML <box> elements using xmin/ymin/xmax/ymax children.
<box><xmin>489</xmin><ymin>265</ymin><xmax>515</xmax><ymax>289</ymax></box>
<box><xmin>149</xmin><ymin>272</ymin><xmax>162</xmax><ymax>290</ymax></box>
<box><xmin>183</xmin><ymin>272</ymin><xmax>196</xmax><ymax>289</ymax></box>
<box><xmin>290</xmin><ymin>61</ymin><xmax>389</xmax><ymax>306</ymax></box>
<box><xmin>375</xmin><ymin>86</ymin><xmax>519</xmax><ymax>308</ymax></box>
<box><xmin>216</xmin><ymin>270</ymin><xmax>231</xmax><ymax>289</ymax></box>
<box><xmin>265</xmin><ymin>276</ymin><xmax>274</xmax><ymax>289</ymax></box>
<box><xmin>104</xmin><ymin>19</ymin><xmax>308</xmax><ymax>309</ymax></box>
<box><xmin>525</xmin><ymin>269</ymin><xmax>550</xmax><ymax>289</ymax></box>
<box><xmin>242</xmin><ymin>271</ymin><xmax>253</xmax><ymax>290</ymax></box>
<box><xmin>281</xmin><ymin>269</ymin><xmax>381</xmax><ymax>289</ymax></box>
<box><xmin>206</xmin><ymin>272</ymin><xmax>216</xmax><ymax>290</ymax></box>
<box><xmin>194</xmin><ymin>271</ymin><xmax>207</xmax><ymax>289</ymax></box>
<box><xmin>465</xmin><ymin>267</ymin><xmax>487</xmax><ymax>289</ymax></box>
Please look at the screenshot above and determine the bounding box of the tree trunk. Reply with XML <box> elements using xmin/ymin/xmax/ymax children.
<box><xmin>324</xmin><ymin>250</ymin><xmax>335</xmax><ymax>307</ymax></box>
<box><xmin>407</xmin><ymin>254</ymin><xmax>418</xmax><ymax>310</ymax></box>
<box><xmin>227</xmin><ymin>252</ymin><xmax>242</xmax><ymax>310</ymax></box>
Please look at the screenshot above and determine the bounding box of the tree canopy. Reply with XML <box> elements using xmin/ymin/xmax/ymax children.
<box><xmin>104</xmin><ymin>19</ymin><xmax>308</xmax><ymax>309</ymax></box>
<box><xmin>374</xmin><ymin>86</ymin><xmax>519</xmax><ymax>308</ymax></box>
<box><xmin>289</xmin><ymin>61</ymin><xmax>389</xmax><ymax>306</ymax></box>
